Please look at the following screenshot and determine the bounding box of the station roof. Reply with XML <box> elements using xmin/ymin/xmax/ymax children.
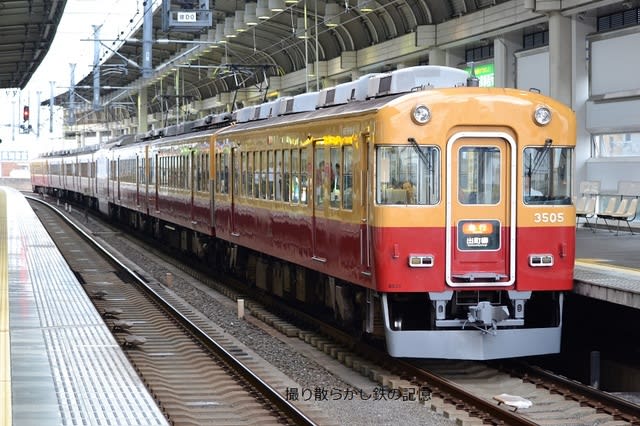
<box><xmin>0</xmin><ymin>0</ymin><xmax>67</xmax><ymax>90</ymax></box>
<box><xmin>57</xmin><ymin>0</ymin><xmax>514</xmax><ymax>117</ymax></box>
<box><xmin>46</xmin><ymin>0</ymin><xmax>633</xmax><ymax>122</ymax></box>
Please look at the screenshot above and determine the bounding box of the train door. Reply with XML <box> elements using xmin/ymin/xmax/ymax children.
<box><xmin>230</xmin><ymin>147</ymin><xmax>239</xmax><ymax>236</ymax></box>
<box><xmin>116</xmin><ymin>157</ymin><xmax>121</xmax><ymax>201</ymax></box>
<box><xmin>153</xmin><ymin>153</ymin><xmax>159</xmax><ymax>213</ymax></box>
<box><xmin>136</xmin><ymin>154</ymin><xmax>141</xmax><ymax>206</ymax></box>
<box><xmin>311</xmin><ymin>142</ymin><xmax>327</xmax><ymax>262</ymax></box>
<box><xmin>92</xmin><ymin>156</ymin><xmax>97</xmax><ymax>195</ymax></box>
<box><xmin>189</xmin><ymin>150</ymin><xmax>195</xmax><ymax>222</ymax></box>
<box><xmin>105</xmin><ymin>157</ymin><xmax>110</xmax><ymax>198</ymax></box>
<box><xmin>446</xmin><ymin>132</ymin><xmax>516</xmax><ymax>287</ymax></box>
<box><xmin>360</xmin><ymin>132</ymin><xmax>372</xmax><ymax>273</ymax></box>
<box><xmin>142</xmin><ymin>146</ymin><xmax>149</xmax><ymax>213</ymax></box>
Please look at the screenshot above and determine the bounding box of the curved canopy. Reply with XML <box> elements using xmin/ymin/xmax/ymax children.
<box><xmin>59</xmin><ymin>0</ymin><xmax>513</xmax><ymax>120</ymax></box>
<box><xmin>56</xmin><ymin>0</ymin><xmax>628</xmax><ymax>126</ymax></box>
<box><xmin>0</xmin><ymin>0</ymin><xmax>67</xmax><ymax>89</ymax></box>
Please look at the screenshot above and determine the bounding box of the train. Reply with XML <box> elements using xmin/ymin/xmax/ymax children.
<box><xmin>30</xmin><ymin>65</ymin><xmax>577</xmax><ymax>360</ymax></box>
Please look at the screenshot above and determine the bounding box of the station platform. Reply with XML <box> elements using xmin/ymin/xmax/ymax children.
<box><xmin>575</xmin><ymin>224</ymin><xmax>640</xmax><ymax>310</ymax></box>
<box><xmin>0</xmin><ymin>187</ymin><xmax>168</xmax><ymax>426</ymax></box>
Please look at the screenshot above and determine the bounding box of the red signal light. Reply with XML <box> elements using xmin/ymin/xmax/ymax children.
<box><xmin>23</xmin><ymin>105</ymin><xmax>30</xmax><ymax>122</ymax></box>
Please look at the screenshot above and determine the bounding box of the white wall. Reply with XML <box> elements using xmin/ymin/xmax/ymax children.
<box><xmin>591</xmin><ymin>31</ymin><xmax>640</xmax><ymax>96</ymax></box>
<box><xmin>585</xmin><ymin>27</ymin><xmax>640</xmax><ymax>195</ymax></box>
<box><xmin>515</xmin><ymin>48</ymin><xmax>549</xmax><ymax>95</ymax></box>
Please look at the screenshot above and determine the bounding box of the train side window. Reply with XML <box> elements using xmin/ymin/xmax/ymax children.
<box><xmin>261</xmin><ymin>150</ymin><xmax>269</xmax><ymax>199</ymax></box>
<box><xmin>175</xmin><ymin>155</ymin><xmax>179</xmax><ymax>188</ymax></box>
<box><xmin>232</xmin><ymin>150</ymin><xmax>240</xmax><ymax>196</ymax></box>
<box><xmin>300</xmin><ymin>148</ymin><xmax>309</xmax><ymax>204</ymax></box>
<box><xmin>291</xmin><ymin>149</ymin><xmax>300</xmax><ymax>203</ymax></box>
<box><xmin>243</xmin><ymin>153</ymin><xmax>248</xmax><ymax>197</ymax></box>
<box><xmin>376</xmin><ymin>145</ymin><xmax>440</xmax><ymax>205</ymax></box>
<box><xmin>172</xmin><ymin>156</ymin><xmax>177</xmax><ymax>188</ymax></box>
<box><xmin>172</xmin><ymin>156</ymin><xmax>176</xmax><ymax>187</ymax></box>
<box><xmin>174</xmin><ymin>156</ymin><xmax>179</xmax><ymax>188</ymax></box>
<box><xmin>523</xmin><ymin>147</ymin><xmax>572</xmax><ymax>205</ymax></box>
<box><xmin>204</xmin><ymin>153</ymin><xmax>210</xmax><ymax>190</ymax></box>
<box><xmin>314</xmin><ymin>147</ymin><xmax>327</xmax><ymax>207</ymax></box>
<box><xmin>275</xmin><ymin>150</ymin><xmax>282</xmax><ymax>201</ymax></box>
<box><xmin>267</xmin><ymin>150</ymin><xmax>275</xmax><ymax>200</ymax></box>
<box><xmin>329</xmin><ymin>147</ymin><xmax>341</xmax><ymax>208</ymax></box>
<box><xmin>199</xmin><ymin>153</ymin><xmax>206</xmax><ymax>192</ymax></box>
<box><xmin>156</xmin><ymin>158</ymin><xmax>161</xmax><ymax>186</ymax></box>
<box><xmin>222</xmin><ymin>152</ymin><xmax>230</xmax><ymax>194</ymax></box>
<box><xmin>282</xmin><ymin>150</ymin><xmax>290</xmax><ymax>202</ymax></box>
<box><xmin>343</xmin><ymin>146</ymin><xmax>353</xmax><ymax>210</ymax></box>
<box><xmin>215</xmin><ymin>155</ymin><xmax>221</xmax><ymax>192</ymax></box>
<box><xmin>167</xmin><ymin>156</ymin><xmax>172</xmax><ymax>187</ymax></box>
<box><xmin>183</xmin><ymin>154</ymin><xmax>190</xmax><ymax>190</ymax></box>
<box><xmin>253</xmin><ymin>152</ymin><xmax>261</xmax><ymax>198</ymax></box>
<box><xmin>162</xmin><ymin>157</ymin><xmax>168</xmax><ymax>187</ymax></box>
<box><xmin>194</xmin><ymin>154</ymin><xmax>201</xmax><ymax>191</ymax></box>
<box><xmin>149</xmin><ymin>156</ymin><xmax>155</xmax><ymax>186</ymax></box>
<box><xmin>246</xmin><ymin>152</ymin><xmax>252</xmax><ymax>198</ymax></box>
<box><xmin>139</xmin><ymin>157</ymin><xmax>145</xmax><ymax>185</ymax></box>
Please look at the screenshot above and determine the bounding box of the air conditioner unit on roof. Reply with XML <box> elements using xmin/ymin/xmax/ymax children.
<box><xmin>367</xmin><ymin>65</ymin><xmax>469</xmax><ymax>98</ymax></box>
<box><xmin>317</xmin><ymin>73</ymin><xmax>380</xmax><ymax>108</ymax></box>
<box><xmin>282</xmin><ymin>91</ymin><xmax>319</xmax><ymax>115</ymax></box>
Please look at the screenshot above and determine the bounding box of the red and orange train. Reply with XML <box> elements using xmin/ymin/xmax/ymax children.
<box><xmin>31</xmin><ymin>66</ymin><xmax>576</xmax><ymax>359</ymax></box>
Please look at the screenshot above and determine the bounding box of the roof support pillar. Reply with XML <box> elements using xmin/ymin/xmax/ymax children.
<box><xmin>428</xmin><ymin>47</ymin><xmax>445</xmax><ymax>65</ymax></box>
<box><xmin>548</xmin><ymin>11</ymin><xmax>572</xmax><ymax>106</ymax></box>
<box><xmin>493</xmin><ymin>33</ymin><xmax>519</xmax><ymax>88</ymax></box>
<box><xmin>142</xmin><ymin>0</ymin><xmax>154</xmax><ymax>78</ymax></box>
<box><xmin>92</xmin><ymin>25</ymin><xmax>101</xmax><ymax>112</ymax></box>
<box><xmin>138</xmin><ymin>86</ymin><xmax>149</xmax><ymax>133</ymax></box>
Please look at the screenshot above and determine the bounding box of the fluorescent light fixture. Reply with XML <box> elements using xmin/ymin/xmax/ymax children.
<box><xmin>245</xmin><ymin>3</ymin><xmax>258</xmax><ymax>25</ymax></box>
<box><xmin>256</xmin><ymin>0</ymin><xmax>270</xmax><ymax>19</ymax></box>
<box><xmin>269</xmin><ymin>0</ymin><xmax>285</xmax><ymax>12</ymax></box>
<box><xmin>324</xmin><ymin>3</ymin><xmax>341</xmax><ymax>27</ymax></box>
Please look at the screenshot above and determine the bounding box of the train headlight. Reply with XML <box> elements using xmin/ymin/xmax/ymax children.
<box><xmin>533</xmin><ymin>105</ymin><xmax>552</xmax><ymax>126</ymax></box>
<box><xmin>529</xmin><ymin>254</ymin><xmax>554</xmax><ymax>267</ymax></box>
<box><xmin>411</xmin><ymin>104</ymin><xmax>431</xmax><ymax>125</ymax></box>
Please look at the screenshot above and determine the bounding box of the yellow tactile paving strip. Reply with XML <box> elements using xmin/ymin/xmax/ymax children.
<box><xmin>576</xmin><ymin>259</ymin><xmax>640</xmax><ymax>278</ymax></box>
<box><xmin>0</xmin><ymin>187</ymin><xmax>11</xmax><ymax>426</ymax></box>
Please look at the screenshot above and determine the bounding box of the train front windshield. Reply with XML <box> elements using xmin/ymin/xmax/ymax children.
<box><xmin>523</xmin><ymin>147</ymin><xmax>572</xmax><ymax>205</ymax></box>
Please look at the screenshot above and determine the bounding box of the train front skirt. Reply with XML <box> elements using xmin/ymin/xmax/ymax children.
<box><xmin>381</xmin><ymin>293</ymin><xmax>563</xmax><ymax>360</ymax></box>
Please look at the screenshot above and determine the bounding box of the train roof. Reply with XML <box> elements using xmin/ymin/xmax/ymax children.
<box><xmin>37</xmin><ymin>144</ymin><xmax>101</xmax><ymax>158</ymax></box>
<box><xmin>34</xmin><ymin>66</ymin><xmax>474</xmax><ymax>157</ymax></box>
<box><xmin>218</xmin><ymin>66</ymin><xmax>470</xmax><ymax>135</ymax></box>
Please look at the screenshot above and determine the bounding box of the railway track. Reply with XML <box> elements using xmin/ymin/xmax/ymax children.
<box><xmin>28</xmin><ymin>196</ymin><xmax>324</xmax><ymax>426</ymax></box>
<box><xmin>32</xmin><ymin>194</ymin><xmax>640</xmax><ymax>426</ymax></box>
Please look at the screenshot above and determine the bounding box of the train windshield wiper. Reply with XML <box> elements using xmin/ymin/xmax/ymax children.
<box><xmin>407</xmin><ymin>137</ymin><xmax>431</xmax><ymax>170</ymax></box>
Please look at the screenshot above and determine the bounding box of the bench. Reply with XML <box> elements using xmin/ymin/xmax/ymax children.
<box><xmin>597</xmin><ymin>197</ymin><xmax>628</xmax><ymax>230</ymax></box>
<box><xmin>609</xmin><ymin>197</ymin><xmax>638</xmax><ymax>235</ymax></box>
<box><xmin>576</xmin><ymin>196</ymin><xmax>597</xmax><ymax>232</ymax></box>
